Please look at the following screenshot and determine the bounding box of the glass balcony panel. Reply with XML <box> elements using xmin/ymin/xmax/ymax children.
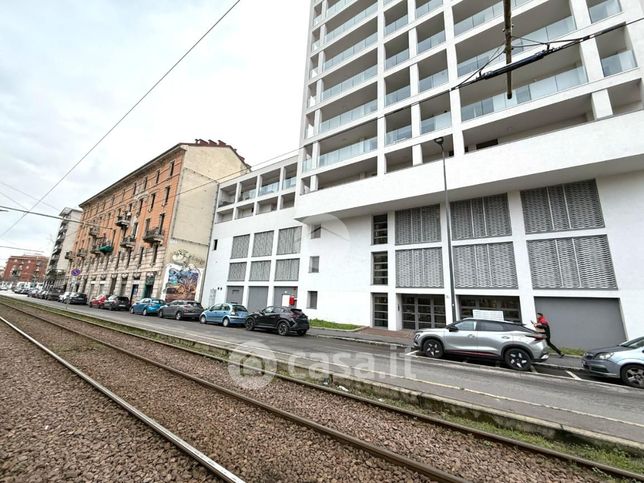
<box><xmin>325</xmin><ymin>3</ymin><xmax>378</xmax><ymax>44</ymax></box>
<box><xmin>324</xmin><ymin>32</ymin><xmax>378</xmax><ymax>71</ymax></box>
<box><xmin>258</xmin><ymin>182</ymin><xmax>279</xmax><ymax>197</ymax></box>
<box><xmin>417</xmin><ymin>30</ymin><xmax>446</xmax><ymax>54</ymax></box>
<box><xmin>419</xmin><ymin>69</ymin><xmax>448</xmax><ymax>92</ymax></box>
<box><xmin>321</xmin><ymin>65</ymin><xmax>377</xmax><ymax>101</ymax></box>
<box><xmin>454</xmin><ymin>0</ymin><xmax>531</xmax><ymax>36</ymax></box>
<box><xmin>601</xmin><ymin>50</ymin><xmax>637</xmax><ymax>76</ymax></box>
<box><xmin>589</xmin><ymin>0</ymin><xmax>621</xmax><ymax>23</ymax></box>
<box><xmin>416</xmin><ymin>0</ymin><xmax>443</xmax><ymax>19</ymax></box>
<box><xmin>303</xmin><ymin>158</ymin><xmax>314</xmax><ymax>172</ymax></box>
<box><xmin>319</xmin><ymin>137</ymin><xmax>377</xmax><ymax>168</ymax></box>
<box><xmin>326</xmin><ymin>0</ymin><xmax>358</xmax><ymax>19</ymax></box>
<box><xmin>386</xmin><ymin>125</ymin><xmax>412</xmax><ymax>145</ymax></box>
<box><xmin>385</xmin><ymin>15</ymin><xmax>408</xmax><ymax>36</ymax></box>
<box><xmin>319</xmin><ymin>99</ymin><xmax>378</xmax><ymax>133</ymax></box>
<box><xmin>385</xmin><ymin>85</ymin><xmax>411</xmax><ymax>105</ymax></box>
<box><xmin>282</xmin><ymin>177</ymin><xmax>297</xmax><ymax>189</ymax></box>
<box><xmin>240</xmin><ymin>189</ymin><xmax>257</xmax><ymax>201</ymax></box>
<box><xmin>420</xmin><ymin>112</ymin><xmax>452</xmax><ymax>134</ymax></box>
<box><xmin>385</xmin><ymin>49</ymin><xmax>410</xmax><ymax>69</ymax></box>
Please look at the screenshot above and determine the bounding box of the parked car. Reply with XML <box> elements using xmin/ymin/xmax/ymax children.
<box><xmin>412</xmin><ymin>319</ymin><xmax>549</xmax><ymax>371</ymax></box>
<box><xmin>89</xmin><ymin>294</ymin><xmax>108</xmax><ymax>308</ymax></box>
<box><xmin>37</xmin><ymin>289</ymin><xmax>48</xmax><ymax>299</ymax></box>
<box><xmin>130</xmin><ymin>298</ymin><xmax>166</xmax><ymax>316</ymax></box>
<box><xmin>159</xmin><ymin>300</ymin><xmax>204</xmax><ymax>321</ymax></box>
<box><xmin>45</xmin><ymin>288</ymin><xmax>64</xmax><ymax>301</ymax></box>
<box><xmin>199</xmin><ymin>303</ymin><xmax>249</xmax><ymax>326</ymax></box>
<box><xmin>28</xmin><ymin>288</ymin><xmax>39</xmax><ymax>297</ymax></box>
<box><xmin>582</xmin><ymin>337</ymin><xmax>644</xmax><ymax>388</ymax></box>
<box><xmin>245</xmin><ymin>306</ymin><xmax>309</xmax><ymax>336</ymax></box>
<box><xmin>103</xmin><ymin>295</ymin><xmax>131</xmax><ymax>311</ymax></box>
<box><xmin>58</xmin><ymin>291</ymin><xmax>73</xmax><ymax>303</ymax></box>
<box><xmin>66</xmin><ymin>293</ymin><xmax>88</xmax><ymax>305</ymax></box>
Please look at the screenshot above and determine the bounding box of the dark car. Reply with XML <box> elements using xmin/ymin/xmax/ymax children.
<box><xmin>103</xmin><ymin>295</ymin><xmax>131</xmax><ymax>311</ymax></box>
<box><xmin>66</xmin><ymin>293</ymin><xmax>88</xmax><ymax>305</ymax></box>
<box><xmin>89</xmin><ymin>294</ymin><xmax>108</xmax><ymax>308</ymax></box>
<box><xmin>245</xmin><ymin>306</ymin><xmax>309</xmax><ymax>336</ymax></box>
<box><xmin>158</xmin><ymin>300</ymin><xmax>204</xmax><ymax>321</ymax></box>
<box><xmin>45</xmin><ymin>288</ymin><xmax>64</xmax><ymax>301</ymax></box>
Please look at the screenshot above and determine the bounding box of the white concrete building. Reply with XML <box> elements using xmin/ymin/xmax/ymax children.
<box><xmin>204</xmin><ymin>0</ymin><xmax>644</xmax><ymax>348</ymax></box>
<box><xmin>45</xmin><ymin>207</ymin><xmax>82</xmax><ymax>289</ymax></box>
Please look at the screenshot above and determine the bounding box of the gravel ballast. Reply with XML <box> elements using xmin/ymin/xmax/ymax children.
<box><xmin>0</xmin><ymin>319</ymin><xmax>218</xmax><ymax>483</ymax></box>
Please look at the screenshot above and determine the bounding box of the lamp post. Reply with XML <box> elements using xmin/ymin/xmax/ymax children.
<box><xmin>434</xmin><ymin>137</ymin><xmax>458</xmax><ymax>325</ymax></box>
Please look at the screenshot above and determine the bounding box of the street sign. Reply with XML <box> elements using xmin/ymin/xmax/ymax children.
<box><xmin>71</xmin><ymin>268</ymin><xmax>81</xmax><ymax>277</ymax></box>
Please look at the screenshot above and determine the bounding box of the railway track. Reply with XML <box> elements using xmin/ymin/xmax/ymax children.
<box><xmin>1</xmin><ymin>298</ymin><xmax>642</xmax><ymax>482</ymax></box>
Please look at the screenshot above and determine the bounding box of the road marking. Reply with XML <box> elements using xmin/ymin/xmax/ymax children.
<box><xmin>566</xmin><ymin>370</ymin><xmax>582</xmax><ymax>380</ymax></box>
<box><xmin>403</xmin><ymin>351</ymin><xmax>418</xmax><ymax>357</ymax></box>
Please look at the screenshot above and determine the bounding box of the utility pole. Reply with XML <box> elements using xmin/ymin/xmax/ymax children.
<box><xmin>503</xmin><ymin>0</ymin><xmax>513</xmax><ymax>99</ymax></box>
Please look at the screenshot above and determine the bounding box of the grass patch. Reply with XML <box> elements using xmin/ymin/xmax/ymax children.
<box><xmin>309</xmin><ymin>318</ymin><xmax>362</xmax><ymax>331</ymax></box>
<box><xmin>561</xmin><ymin>347</ymin><xmax>587</xmax><ymax>357</ymax></box>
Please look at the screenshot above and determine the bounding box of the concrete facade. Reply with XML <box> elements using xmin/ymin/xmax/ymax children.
<box><xmin>45</xmin><ymin>207</ymin><xmax>82</xmax><ymax>289</ymax></box>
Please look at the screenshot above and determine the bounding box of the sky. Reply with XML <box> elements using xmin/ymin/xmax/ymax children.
<box><xmin>0</xmin><ymin>0</ymin><xmax>310</xmax><ymax>268</ymax></box>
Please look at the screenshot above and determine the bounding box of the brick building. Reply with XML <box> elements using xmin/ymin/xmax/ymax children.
<box><xmin>2</xmin><ymin>255</ymin><xmax>49</xmax><ymax>284</ymax></box>
<box><xmin>69</xmin><ymin>140</ymin><xmax>249</xmax><ymax>302</ymax></box>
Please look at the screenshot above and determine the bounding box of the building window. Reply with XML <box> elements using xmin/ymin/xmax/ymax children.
<box><xmin>152</xmin><ymin>245</ymin><xmax>159</xmax><ymax>265</ymax></box>
<box><xmin>158</xmin><ymin>213</ymin><xmax>165</xmax><ymax>230</ymax></box>
<box><xmin>450</xmin><ymin>195</ymin><xmax>511</xmax><ymax>240</ymax></box>
<box><xmin>460</xmin><ymin>296</ymin><xmax>521</xmax><ymax>323</ymax></box>
<box><xmin>132</xmin><ymin>222</ymin><xmax>138</xmax><ymax>237</ymax></box>
<box><xmin>212</xmin><ymin>239</ymin><xmax>218</xmax><ymax>251</ymax></box>
<box><xmin>309</xmin><ymin>256</ymin><xmax>319</xmax><ymax>273</ymax></box>
<box><xmin>372</xmin><ymin>252</ymin><xmax>388</xmax><ymax>285</ymax></box>
<box><xmin>252</xmin><ymin>231</ymin><xmax>274</xmax><ymax>257</ymax></box>
<box><xmin>373</xmin><ymin>294</ymin><xmax>388</xmax><ymax>327</ymax></box>
<box><xmin>144</xmin><ymin>218</ymin><xmax>150</xmax><ymax>234</ymax></box>
<box><xmin>453</xmin><ymin>242</ymin><xmax>517</xmax><ymax>288</ymax></box>
<box><xmin>277</xmin><ymin>227</ymin><xmax>302</xmax><ymax>255</ymax></box>
<box><xmin>126</xmin><ymin>251</ymin><xmax>131</xmax><ymax>268</ymax></box>
<box><xmin>142</xmin><ymin>177</ymin><xmax>147</xmax><ymax>191</ymax></box>
<box><xmin>227</xmin><ymin>262</ymin><xmax>247</xmax><ymax>281</ymax></box>
<box><xmin>149</xmin><ymin>193</ymin><xmax>156</xmax><ymax>211</ymax></box>
<box><xmin>169</xmin><ymin>160</ymin><xmax>175</xmax><ymax>179</ymax></box>
<box><xmin>249</xmin><ymin>261</ymin><xmax>271</xmax><ymax>281</ymax></box>
<box><xmin>395</xmin><ymin>205</ymin><xmax>441</xmax><ymax>245</ymax></box>
<box><xmin>163</xmin><ymin>186</ymin><xmax>170</xmax><ymax>205</ymax></box>
<box><xmin>138</xmin><ymin>199</ymin><xmax>144</xmax><ymax>215</ymax></box>
<box><xmin>133</xmin><ymin>183</ymin><xmax>137</xmax><ymax>196</ymax></box>
<box><xmin>275</xmin><ymin>259</ymin><xmax>300</xmax><ymax>281</ymax></box>
<box><xmin>308</xmin><ymin>291</ymin><xmax>318</xmax><ymax>309</ymax></box>
<box><xmin>373</xmin><ymin>214</ymin><xmax>388</xmax><ymax>244</ymax></box>
<box><xmin>138</xmin><ymin>247</ymin><xmax>144</xmax><ymax>267</ymax></box>
<box><xmin>155</xmin><ymin>170</ymin><xmax>160</xmax><ymax>184</ymax></box>
<box><xmin>310</xmin><ymin>224</ymin><xmax>321</xmax><ymax>239</ymax></box>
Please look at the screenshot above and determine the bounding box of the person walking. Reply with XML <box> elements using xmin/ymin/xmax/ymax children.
<box><xmin>534</xmin><ymin>312</ymin><xmax>564</xmax><ymax>357</ymax></box>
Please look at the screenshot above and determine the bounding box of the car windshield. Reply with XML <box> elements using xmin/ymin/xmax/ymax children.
<box><xmin>233</xmin><ymin>305</ymin><xmax>247</xmax><ymax>312</ymax></box>
<box><xmin>150</xmin><ymin>299</ymin><xmax>165</xmax><ymax>304</ymax></box>
<box><xmin>620</xmin><ymin>337</ymin><xmax>644</xmax><ymax>349</ymax></box>
<box><xmin>185</xmin><ymin>302</ymin><xmax>202</xmax><ymax>307</ymax></box>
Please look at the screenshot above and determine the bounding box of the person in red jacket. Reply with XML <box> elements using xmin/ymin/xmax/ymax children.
<box><xmin>534</xmin><ymin>312</ymin><xmax>564</xmax><ymax>357</ymax></box>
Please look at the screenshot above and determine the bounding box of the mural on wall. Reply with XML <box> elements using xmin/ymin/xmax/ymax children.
<box><xmin>162</xmin><ymin>249</ymin><xmax>205</xmax><ymax>302</ymax></box>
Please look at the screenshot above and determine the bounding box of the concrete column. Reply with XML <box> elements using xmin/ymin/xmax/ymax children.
<box><xmin>569</xmin><ymin>0</ymin><xmax>592</xmax><ymax>29</ymax></box>
<box><xmin>377</xmin><ymin>116</ymin><xmax>388</xmax><ymax>175</ymax></box>
<box><xmin>310</xmin><ymin>174</ymin><xmax>319</xmax><ymax>191</ymax></box>
<box><xmin>591</xmin><ymin>89</ymin><xmax>614</xmax><ymax>119</ymax></box>
<box><xmin>386</xmin><ymin>211</ymin><xmax>401</xmax><ymax>330</ymax></box>
<box><xmin>312</xmin><ymin>141</ymin><xmax>320</xmax><ymax>170</ymax></box>
<box><xmin>409</xmin><ymin>62</ymin><xmax>420</xmax><ymax>96</ymax></box>
<box><xmin>412</xmin><ymin>144</ymin><xmax>423</xmax><ymax>166</ymax></box>
<box><xmin>411</xmin><ymin>101</ymin><xmax>422</xmax><ymax>138</ymax></box>
<box><xmin>449</xmin><ymin>89</ymin><xmax>466</xmax><ymax>157</ymax></box>
<box><xmin>407</xmin><ymin>0</ymin><xmax>415</xmax><ymax>22</ymax></box>
<box><xmin>408</xmin><ymin>24</ymin><xmax>418</xmax><ymax>59</ymax></box>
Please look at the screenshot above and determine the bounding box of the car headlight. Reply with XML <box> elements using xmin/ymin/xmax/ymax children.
<box><xmin>595</xmin><ymin>352</ymin><xmax>614</xmax><ymax>360</ymax></box>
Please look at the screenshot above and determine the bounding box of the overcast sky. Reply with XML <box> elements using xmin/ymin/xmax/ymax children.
<box><xmin>0</xmin><ymin>0</ymin><xmax>310</xmax><ymax>267</ymax></box>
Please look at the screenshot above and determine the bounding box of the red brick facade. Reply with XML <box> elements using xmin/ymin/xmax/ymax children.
<box><xmin>2</xmin><ymin>255</ymin><xmax>49</xmax><ymax>283</ymax></box>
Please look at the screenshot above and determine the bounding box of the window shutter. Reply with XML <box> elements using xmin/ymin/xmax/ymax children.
<box><xmin>565</xmin><ymin>180</ymin><xmax>604</xmax><ymax>230</ymax></box>
<box><xmin>521</xmin><ymin>188</ymin><xmax>552</xmax><ymax>233</ymax></box>
<box><xmin>275</xmin><ymin>259</ymin><xmax>300</xmax><ymax>281</ymax></box>
<box><xmin>227</xmin><ymin>262</ymin><xmax>246</xmax><ymax>281</ymax></box>
<box><xmin>575</xmin><ymin>236</ymin><xmax>616</xmax><ymax>289</ymax></box>
<box><xmin>252</xmin><ymin>231</ymin><xmax>274</xmax><ymax>257</ymax></box>
<box><xmin>395</xmin><ymin>248</ymin><xmax>443</xmax><ymax>288</ymax></box>
<box><xmin>249</xmin><ymin>261</ymin><xmax>271</xmax><ymax>281</ymax></box>
<box><xmin>231</xmin><ymin>235</ymin><xmax>250</xmax><ymax>259</ymax></box>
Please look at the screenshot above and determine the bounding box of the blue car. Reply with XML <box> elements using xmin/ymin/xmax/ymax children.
<box><xmin>200</xmin><ymin>303</ymin><xmax>249</xmax><ymax>327</ymax></box>
<box><xmin>130</xmin><ymin>298</ymin><xmax>166</xmax><ymax>316</ymax></box>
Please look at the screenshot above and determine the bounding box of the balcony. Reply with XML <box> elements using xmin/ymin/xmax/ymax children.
<box><xmin>239</xmin><ymin>188</ymin><xmax>256</xmax><ymax>202</ymax></box>
<box><xmin>326</xmin><ymin>0</ymin><xmax>359</xmax><ymax>20</ymax></box>
<box><xmin>258</xmin><ymin>181</ymin><xmax>279</xmax><ymax>197</ymax></box>
<box><xmin>589</xmin><ymin>0</ymin><xmax>621</xmax><ymax>23</ymax></box>
<box><xmin>421</xmin><ymin>112</ymin><xmax>452</xmax><ymax>134</ymax></box>
<box><xmin>77</xmin><ymin>249</ymin><xmax>87</xmax><ymax>258</ymax></box>
<box><xmin>419</xmin><ymin>69</ymin><xmax>448</xmax><ymax>93</ymax></box>
<box><xmin>461</xmin><ymin>67</ymin><xmax>587</xmax><ymax>122</ymax></box>
<box><xmin>325</xmin><ymin>3</ymin><xmax>377</xmax><ymax>46</ymax></box>
<box><xmin>385</xmin><ymin>48</ymin><xmax>409</xmax><ymax>70</ymax></box>
<box><xmin>283</xmin><ymin>177</ymin><xmax>297</xmax><ymax>190</ymax></box>
<box><xmin>143</xmin><ymin>227</ymin><xmax>164</xmax><ymax>244</ymax></box>
<box><xmin>323</xmin><ymin>32</ymin><xmax>377</xmax><ymax>72</ymax></box>
<box><xmin>454</xmin><ymin>0</ymin><xmax>532</xmax><ymax>37</ymax></box>
<box><xmin>321</xmin><ymin>65</ymin><xmax>377</xmax><ymax>102</ymax></box>
<box><xmin>319</xmin><ymin>99</ymin><xmax>377</xmax><ymax>133</ymax></box>
<box><xmin>64</xmin><ymin>251</ymin><xmax>74</xmax><ymax>260</ymax></box>
<box><xmin>386</xmin><ymin>125</ymin><xmax>412</xmax><ymax>145</ymax></box>
<box><xmin>98</xmin><ymin>242</ymin><xmax>113</xmax><ymax>255</ymax></box>
<box><xmin>115</xmin><ymin>214</ymin><xmax>131</xmax><ymax>229</ymax></box>
<box><xmin>318</xmin><ymin>137</ymin><xmax>377</xmax><ymax>169</ymax></box>
<box><xmin>89</xmin><ymin>226</ymin><xmax>99</xmax><ymax>238</ymax></box>
<box><xmin>385</xmin><ymin>85</ymin><xmax>411</xmax><ymax>106</ymax></box>
<box><xmin>384</xmin><ymin>14</ymin><xmax>408</xmax><ymax>36</ymax></box>
<box><xmin>416</xmin><ymin>0</ymin><xmax>443</xmax><ymax>19</ymax></box>
<box><xmin>417</xmin><ymin>30</ymin><xmax>446</xmax><ymax>55</ymax></box>
<box><xmin>601</xmin><ymin>50</ymin><xmax>637</xmax><ymax>77</ymax></box>
<box><xmin>52</xmin><ymin>245</ymin><xmax>62</xmax><ymax>255</ymax></box>
<box><xmin>120</xmin><ymin>236</ymin><xmax>136</xmax><ymax>250</ymax></box>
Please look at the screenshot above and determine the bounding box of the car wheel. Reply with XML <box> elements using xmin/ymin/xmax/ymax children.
<box><xmin>143</xmin><ymin>309</ymin><xmax>148</xmax><ymax>316</ymax></box>
<box><xmin>175</xmin><ymin>312</ymin><xmax>183</xmax><ymax>321</ymax></box>
<box><xmin>222</xmin><ymin>317</ymin><xmax>230</xmax><ymax>328</ymax></box>
<box><xmin>129</xmin><ymin>307</ymin><xmax>134</xmax><ymax>314</ymax></box>
<box><xmin>621</xmin><ymin>364</ymin><xmax>644</xmax><ymax>388</ymax></box>
<box><xmin>277</xmin><ymin>321</ymin><xmax>289</xmax><ymax>337</ymax></box>
<box><xmin>200</xmin><ymin>315</ymin><xmax>207</xmax><ymax>324</ymax></box>
<box><xmin>505</xmin><ymin>348</ymin><xmax>532</xmax><ymax>371</ymax></box>
<box><xmin>245</xmin><ymin>317</ymin><xmax>255</xmax><ymax>331</ymax></box>
<box><xmin>297</xmin><ymin>330</ymin><xmax>307</xmax><ymax>336</ymax></box>
<box><xmin>158</xmin><ymin>310</ymin><xmax>164</xmax><ymax>318</ymax></box>
<box><xmin>422</xmin><ymin>339</ymin><xmax>444</xmax><ymax>358</ymax></box>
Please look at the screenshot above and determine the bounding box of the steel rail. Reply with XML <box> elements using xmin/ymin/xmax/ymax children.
<box><xmin>0</xmin><ymin>304</ymin><xmax>470</xmax><ymax>483</ymax></box>
<box><xmin>2</xmin><ymin>298</ymin><xmax>643</xmax><ymax>482</ymax></box>
<box><xmin>0</xmin><ymin>315</ymin><xmax>244</xmax><ymax>483</ymax></box>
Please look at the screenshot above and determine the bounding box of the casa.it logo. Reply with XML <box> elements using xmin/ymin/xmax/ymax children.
<box><xmin>228</xmin><ymin>341</ymin><xmax>277</xmax><ymax>390</ymax></box>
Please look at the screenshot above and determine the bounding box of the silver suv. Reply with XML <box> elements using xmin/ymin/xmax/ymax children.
<box><xmin>412</xmin><ymin>319</ymin><xmax>549</xmax><ymax>371</ymax></box>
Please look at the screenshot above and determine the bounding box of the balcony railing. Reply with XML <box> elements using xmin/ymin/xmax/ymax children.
<box><xmin>239</xmin><ymin>189</ymin><xmax>256</xmax><ymax>201</ymax></box>
<box><xmin>461</xmin><ymin>66</ymin><xmax>587</xmax><ymax>121</ymax></box>
<box><xmin>386</xmin><ymin>125</ymin><xmax>412</xmax><ymax>145</ymax></box>
<box><xmin>115</xmin><ymin>214</ymin><xmax>131</xmax><ymax>229</ymax></box>
<box><xmin>318</xmin><ymin>137</ymin><xmax>378</xmax><ymax>168</ymax></box>
<box><xmin>385</xmin><ymin>85</ymin><xmax>411</xmax><ymax>106</ymax></box>
<box><xmin>601</xmin><ymin>50</ymin><xmax>636</xmax><ymax>77</ymax></box>
<box><xmin>326</xmin><ymin>0</ymin><xmax>359</xmax><ymax>19</ymax></box>
<box><xmin>416</xmin><ymin>0</ymin><xmax>443</xmax><ymax>19</ymax></box>
<box><xmin>143</xmin><ymin>228</ymin><xmax>164</xmax><ymax>244</ymax></box>
<box><xmin>454</xmin><ymin>0</ymin><xmax>532</xmax><ymax>37</ymax></box>
<box><xmin>321</xmin><ymin>65</ymin><xmax>377</xmax><ymax>102</ymax></box>
<box><xmin>589</xmin><ymin>0</ymin><xmax>621</xmax><ymax>23</ymax></box>
<box><xmin>326</xmin><ymin>3</ymin><xmax>377</xmax><ymax>45</ymax></box>
<box><xmin>258</xmin><ymin>181</ymin><xmax>279</xmax><ymax>197</ymax></box>
<box><xmin>421</xmin><ymin>112</ymin><xmax>452</xmax><ymax>134</ymax></box>
<box><xmin>384</xmin><ymin>14</ymin><xmax>408</xmax><ymax>36</ymax></box>
<box><xmin>120</xmin><ymin>236</ymin><xmax>136</xmax><ymax>250</ymax></box>
<box><xmin>385</xmin><ymin>49</ymin><xmax>410</xmax><ymax>70</ymax></box>
<box><xmin>64</xmin><ymin>251</ymin><xmax>74</xmax><ymax>260</ymax></box>
<box><xmin>419</xmin><ymin>69</ymin><xmax>448</xmax><ymax>93</ymax></box>
<box><xmin>283</xmin><ymin>177</ymin><xmax>297</xmax><ymax>190</ymax></box>
<box><xmin>319</xmin><ymin>99</ymin><xmax>377</xmax><ymax>133</ymax></box>
<box><xmin>458</xmin><ymin>16</ymin><xmax>576</xmax><ymax>77</ymax></box>
<box><xmin>77</xmin><ymin>249</ymin><xmax>87</xmax><ymax>258</ymax></box>
<box><xmin>417</xmin><ymin>30</ymin><xmax>446</xmax><ymax>55</ymax></box>
<box><xmin>324</xmin><ymin>32</ymin><xmax>378</xmax><ymax>72</ymax></box>
<box><xmin>89</xmin><ymin>226</ymin><xmax>99</xmax><ymax>238</ymax></box>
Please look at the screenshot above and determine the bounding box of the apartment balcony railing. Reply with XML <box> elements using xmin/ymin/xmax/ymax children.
<box><xmin>454</xmin><ymin>0</ymin><xmax>532</xmax><ymax>37</ymax></box>
<box><xmin>318</xmin><ymin>137</ymin><xmax>378</xmax><ymax>169</ymax></box>
<box><xmin>319</xmin><ymin>99</ymin><xmax>378</xmax><ymax>133</ymax></box>
<box><xmin>115</xmin><ymin>214</ymin><xmax>131</xmax><ymax>229</ymax></box>
<box><xmin>417</xmin><ymin>30</ymin><xmax>446</xmax><ymax>55</ymax></box>
<box><xmin>386</xmin><ymin>125</ymin><xmax>412</xmax><ymax>145</ymax></box>
<box><xmin>282</xmin><ymin>177</ymin><xmax>297</xmax><ymax>190</ymax></box>
<box><xmin>321</xmin><ymin>65</ymin><xmax>377</xmax><ymax>102</ymax></box>
<box><xmin>326</xmin><ymin>3</ymin><xmax>378</xmax><ymax>45</ymax></box>
<box><xmin>143</xmin><ymin>228</ymin><xmax>164</xmax><ymax>244</ymax></box>
<box><xmin>120</xmin><ymin>236</ymin><xmax>136</xmax><ymax>250</ymax></box>
<box><xmin>421</xmin><ymin>112</ymin><xmax>452</xmax><ymax>134</ymax></box>
<box><xmin>385</xmin><ymin>85</ymin><xmax>411</xmax><ymax>106</ymax></box>
<box><xmin>89</xmin><ymin>226</ymin><xmax>99</xmax><ymax>238</ymax></box>
<box><xmin>416</xmin><ymin>0</ymin><xmax>443</xmax><ymax>19</ymax></box>
<box><xmin>218</xmin><ymin>199</ymin><xmax>234</xmax><ymax>208</ymax></box>
<box><xmin>326</xmin><ymin>0</ymin><xmax>359</xmax><ymax>20</ymax></box>
<box><xmin>419</xmin><ymin>69</ymin><xmax>448</xmax><ymax>93</ymax></box>
<box><xmin>458</xmin><ymin>16</ymin><xmax>576</xmax><ymax>77</ymax></box>
<box><xmin>64</xmin><ymin>251</ymin><xmax>74</xmax><ymax>260</ymax></box>
<box><xmin>239</xmin><ymin>189</ymin><xmax>256</xmax><ymax>201</ymax></box>
<box><xmin>601</xmin><ymin>50</ymin><xmax>637</xmax><ymax>77</ymax></box>
<box><xmin>91</xmin><ymin>245</ymin><xmax>102</xmax><ymax>255</ymax></box>
<box><xmin>324</xmin><ymin>32</ymin><xmax>378</xmax><ymax>72</ymax></box>
<box><xmin>385</xmin><ymin>15</ymin><xmax>408</xmax><ymax>36</ymax></box>
<box><xmin>77</xmin><ymin>249</ymin><xmax>87</xmax><ymax>258</ymax></box>
<box><xmin>52</xmin><ymin>245</ymin><xmax>62</xmax><ymax>255</ymax></box>
<box><xmin>258</xmin><ymin>181</ymin><xmax>279</xmax><ymax>197</ymax></box>
<box><xmin>461</xmin><ymin>66</ymin><xmax>587</xmax><ymax>121</ymax></box>
<box><xmin>589</xmin><ymin>0</ymin><xmax>621</xmax><ymax>23</ymax></box>
<box><xmin>385</xmin><ymin>49</ymin><xmax>410</xmax><ymax>70</ymax></box>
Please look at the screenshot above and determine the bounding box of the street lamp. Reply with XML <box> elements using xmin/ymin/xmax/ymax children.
<box><xmin>434</xmin><ymin>137</ymin><xmax>458</xmax><ymax>325</ymax></box>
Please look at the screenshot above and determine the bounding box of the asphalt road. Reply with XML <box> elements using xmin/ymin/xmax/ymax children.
<box><xmin>3</xmin><ymin>293</ymin><xmax>643</xmax><ymax>446</ymax></box>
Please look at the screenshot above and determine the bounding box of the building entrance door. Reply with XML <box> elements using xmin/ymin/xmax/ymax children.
<box><xmin>109</xmin><ymin>277</ymin><xmax>117</xmax><ymax>295</ymax></box>
<box><xmin>402</xmin><ymin>295</ymin><xmax>446</xmax><ymax>330</ymax></box>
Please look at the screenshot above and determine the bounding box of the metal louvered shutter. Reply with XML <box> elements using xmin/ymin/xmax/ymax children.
<box><xmin>528</xmin><ymin>239</ymin><xmax>562</xmax><ymax>288</ymax></box>
<box><xmin>276</xmin><ymin>227</ymin><xmax>302</xmax><ymax>255</ymax></box>
<box><xmin>521</xmin><ymin>188</ymin><xmax>552</xmax><ymax>233</ymax></box>
<box><xmin>556</xmin><ymin>238</ymin><xmax>580</xmax><ymax>288</ymax></box>
<box><xmin>451</xmin><ymin>201</ymin><xmax>472</xmax><ymax>240</ymax></box>
<box><xmin>471</xmin><ymin>198</ymin><xmax>486</xmax><ymax>238</ymax></box>
<box><xmin>252</xmin><ymin>231</ymin><xmax>274</xmax><ymax>257</ymax></box>
<box><xmin>455</xmin><ymin>243</ymin><xmax>516</xmax><ymax>288</ymax></box>
<box><xmin>395</xmin><ymin>206</ymin><xmax>440</xmax><ymax>245</ymax></box>
<box><xmin>565</xmin><ymin>180</ymin><xmax>604</xmax><ymax>230</ymax></box>
<box><xmin>275</xmin><ymin>259</ymin><xmax>300</xmax><ymax>281</ymax></box>
<box><xmin>454</xmin><ymin>245</ymin><xmax>477</xmax><ymax>287</ymax></box>
<box><xmin>230</xmin><ymin>235</ymin><xmax>250</xmax><ymax>259</ymax></box>
<box><xmin>395</xmin><ymin>248</ymin><xmax>443</xmax><ymax>288</ymax></box>
<box><xmin>395</xmin><ymin>209</ymin><xmax>412</xmax><ymax>245</ymax></box>
<box><xmin>451</xmin><ymin>195</ymin><xmax>511</xmax><ymax>240</ymax></box>
<box><xmin>488</xmin><ymin>243</ymin><xmax>517</xmax><ymax>288</ymax></box>
<box><xmin>227</xmin><ymin>262</ymin><xmax>247</xmax><ymax>281</ymax></box>
<box><xmin>485</xmin><ymin>194</ymin><xmax>512</xmax><ymax>237</ymax></box>
<box><xmin>575</xmin><ymin>236</ymin><xmax>616</xmax><ymax>288</ymax></box>
<box><xmin>418</xmin><ymin>205</ymin><xmax>441</xmax><ymax>243</ymax></box>
<box><xmin>548</xmin><ymin>185</ymin><xmax>569</xmax><ymax>231</ymax></box>
<box><xmin>249</xmin><ymin>261</ymin><xmax>271</xmax><ymax>281</ymax></box>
